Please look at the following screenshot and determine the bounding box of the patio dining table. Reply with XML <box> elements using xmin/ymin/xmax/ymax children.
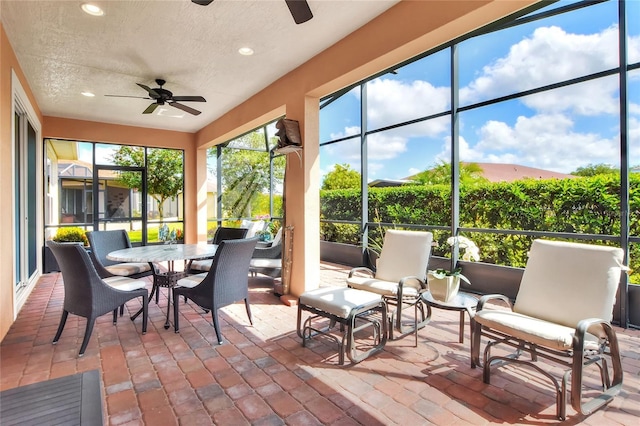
<box><xmin>107</xmin><ymin>243</ymin><xmax>218</xmax><ymax>329</ymax></box>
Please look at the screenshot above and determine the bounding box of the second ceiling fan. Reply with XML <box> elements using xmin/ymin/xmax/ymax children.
<box><xmin>191</xmin><ymin>0</ymin><xmax>313</xmax><ymax>25</ymax></box>
<box><xmin>106</xmin><ymin>79</ymin><xmax>206</xmax><ymax>116</ymax></box>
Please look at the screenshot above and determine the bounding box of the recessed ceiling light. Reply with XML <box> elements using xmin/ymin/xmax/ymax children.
<box><xmin>81</xmin><ymin>3</ymin><xmax>104</xmax><ymax>16</ymax></box>
<box><xmin>238</xmin><ymin>47</ymin><xmax>254</xmax><ymax>56</ymax></box>
<box><xmin>81</xmin><ymin>92</ymin><xmax>95</xmax><ymax>97</ymax></box>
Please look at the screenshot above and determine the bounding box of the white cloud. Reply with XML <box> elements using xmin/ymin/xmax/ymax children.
<box><xmin>450</xmin><ymin>113</ymin><xmax>618</xmax><ymax>173</ymax></box>
<box><xmin>329</xmin><ymin>126</ymin><xmax>360</xmax><ymax>140</ymax></box>
<box><xmin>367</xmin><ymin>132</ymin><xmax>409</xmax><ymax>160</ymax></box>
<box><xmin>366</xmin><ymin>79</ymin><xmax>450</xmax><ymax>129</ymax></box>
<box><xmin>523</xmin><ymin>78</ymin><xmax>618</xmax><ymax>116</ymax></box>
<box><xmin>460</xmin><ymin>25</ymin><xmax>622</xmax><ymax>114</ymax></box>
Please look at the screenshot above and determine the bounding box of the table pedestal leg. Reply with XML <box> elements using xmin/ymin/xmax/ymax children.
<box><xmin>164</xmin><ymin>288</ymin><xmax>172</xmax><ymax>330</ymax></box>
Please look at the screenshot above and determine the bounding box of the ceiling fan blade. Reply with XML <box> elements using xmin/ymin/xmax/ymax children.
<box><xmin>191</xmin><ymin>0</ymin><xmax>214</xmax><ymax>5</ymax></box>
<box><xmin>143</xmin><ymin>103</ymin><xmax>159</xmax><ymax>114</ymax></box>
<box><xmin>169</xmin><ymin>101</ymin><xmax>201</xmax><ymax>116</ymax></box>
<box><xmin>285</xmin><ymin>0</ymin><xmax>313</xmax><ymax>24</ymax></box>
<box><xmin>105</xmin><ymin>94</ymin><xmax>152</xmax><ymax>99</ymax></box>
<box><xmin>137</xmin><ymin>83</ymin><xmax>161</xmax><ymax>99</ymax></box>
<box><xmin>171</xmin><ymin>95</ymin><xmax>206</xmax><ymax>102</ymax></box>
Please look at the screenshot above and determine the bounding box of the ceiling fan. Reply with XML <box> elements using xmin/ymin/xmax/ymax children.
<box><xmin>105</xmin><ymin>79</ymin><xmax>206</xmax><ymax>116</ymax></box>
<box><xmin>191</xmin><ymin>0</ymin><xmax>313</xmax><ymax>25</ymax></box>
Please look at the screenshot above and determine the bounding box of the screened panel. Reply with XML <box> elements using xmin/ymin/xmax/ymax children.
<box><xmin>458</xmin><ymin>0</ymin><xmax>619</xmax><ymax>108</ymax></box>
<box><xmin>368</xmin><ymin>117</ymin><xmax>450</xmax><ymax>183</ymax></box>
<box><xmin>44</xmin><ymin>140</ymin><xmax>94</xmax><ymax>230</ymax></box>
<box><xmin>366</xmin><ymin>48</ymin><xmax>451</xmax><ymax>131</ymax></box>
<box><xmin>320</xmin><ymin>87</ymin><xmax>361</xmax><ymax>143</ymax></box>
<box><xmin>319</xmin><ymin>138</ymin><xmax>361</xmax><ymax>244</ymax></box>
<box><xmin>219</xmin><ymin>147</ymin><xmax>272</xmax><ymax>220</ymax></box>
<box><xmin>227</xmin><ymin>128</ymin><xmax>268</xmax><ymax>150</ymax></box>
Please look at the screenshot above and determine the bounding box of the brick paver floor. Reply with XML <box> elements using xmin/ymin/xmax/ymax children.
<box><xmin>1</xmin><ymin>262</ymin><xmax>639</xmax><ymax>425</ymax></box>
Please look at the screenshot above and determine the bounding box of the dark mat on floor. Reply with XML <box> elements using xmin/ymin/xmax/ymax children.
<box><xmin>0</xmin><ymin>370</ymin><xmax>103</xmax><ymax>425</ymax></box>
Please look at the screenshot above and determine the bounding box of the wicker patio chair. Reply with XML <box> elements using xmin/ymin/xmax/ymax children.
<box><xmin>471</xmin><ymin>239</ymin><xmax>626</xmax><ymax>420</ymax></box>
<box><xmin>252</xmin><ymin>226</ymin><xmax>283</xmax><ymax>259</ymax></box>
<box><xmin>48</xmin><ymin>241</ymin><xmax>148</xmax><ymax>356</ymax></box>
<box><xmin>347</xmin><ymin>229</ymin><xmax>433</xmax><ymax>345</ymax></box>
<box><xmin>187</xmin><ymin>227</ymin><xmax>248</xmax><ymax>273</ymax></box>
<box><xmin>86</xmin><ymin>230</ymin><xmax>153</xmax><ymax>279</ymax></box>
<box><xmin>173</xmin><ymin>237</ymin><xmax>258</xmax><ymax>344</ymax></box>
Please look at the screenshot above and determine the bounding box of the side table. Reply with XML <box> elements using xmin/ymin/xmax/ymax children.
<box><xmin>423</xmin><ymin>291</ymin><xmax>478</xmax><ymax>344</ymax></box>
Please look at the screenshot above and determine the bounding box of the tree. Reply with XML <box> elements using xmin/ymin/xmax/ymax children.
<box><xmin>571</xmin><ymin>163</ymin><xmax>619</xmax><ymax>177</ymax></box>
<box><xmin>322</xmin><ymin>163</ymin><xmax>361</xmax><ymax>190</ymax></box>
<box><xmin>414</xmin><ymin>161</ymin><xmax>487</xmax><ymax>186</ymax></box>
<box><xmin>111</xmin><ymin>147</ymin><xmax>184</xmax><ymax>220</ymax></box>
<box><xmin>209</xmin><ymin>132</ymin><xmax>285</xmax><ymax>219</ymax></box>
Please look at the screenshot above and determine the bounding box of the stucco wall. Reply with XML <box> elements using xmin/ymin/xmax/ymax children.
<box><xmin>1</xmin><ymin>23</ymin><xmax>44</xmax><ymax>339</ymax></box>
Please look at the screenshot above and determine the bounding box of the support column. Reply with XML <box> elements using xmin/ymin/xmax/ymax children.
<box><xmin>284</xmin><ymin>96</ymin><xmax>320</xmax><ymax>296</ymax></box>
<box><xmin>193</xmin><ymin>146</ymin><xmax>209</xmax><ymax>243</ymax></box>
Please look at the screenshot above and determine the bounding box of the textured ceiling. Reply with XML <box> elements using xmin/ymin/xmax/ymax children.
<box><xmin>1</xmin><ymin>0</ymin><xmax>398</xmax><ymax>133</ymax></box>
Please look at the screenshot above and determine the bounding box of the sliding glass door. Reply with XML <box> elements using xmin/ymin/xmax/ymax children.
<box><xmin>14</xmin><ymin>109</ymin><xmax>38</xmax><ymax>295</ymax></box>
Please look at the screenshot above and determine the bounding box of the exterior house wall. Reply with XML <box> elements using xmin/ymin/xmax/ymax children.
<box><xmin>1</xmin><ymin>23</ymin><xmax>44</xmax><ymax>340</ymax></box>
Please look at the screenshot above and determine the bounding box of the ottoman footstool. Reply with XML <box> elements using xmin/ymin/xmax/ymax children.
<box><xmin>297</xmin><ymin>287</ymin><xmax>387</xmax><ymax>364</ymax></box>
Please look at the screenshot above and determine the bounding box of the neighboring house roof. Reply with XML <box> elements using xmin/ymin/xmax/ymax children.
<box><xmin>463</xmin><ymin>163</ymin><xmax>576</xmax><ymax>182</ymax></box>
<box><xmin>373</xmin><ymin>163</ymin><xmax>576</xmax><ymax>187</ymax></box>
<box><xmin>368</xmin><ymin>179</ymin><xmax>415</xmax><ymax>187</ymax></box>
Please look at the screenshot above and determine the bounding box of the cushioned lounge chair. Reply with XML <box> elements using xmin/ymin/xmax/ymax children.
<box><xmin>347</xmin><ymin>229</ymin><xmax>433</xmax><ymax>345</ymax></box>
<box><xmin>471</xmin><ymin>239</ymin><xmax>626</xmax><ymax>420</ymax></box>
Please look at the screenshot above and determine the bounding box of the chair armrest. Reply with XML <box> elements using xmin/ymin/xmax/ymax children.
<box><xmin>348</xmin><ymin>267</ymin><xmax>375</xmax><ymax>278</ymax></box>
<box><xmin>476</xmin><ymin>294</ymin><xmax>513</xmax><ymax>312</ymax></box>
<box><xmin>399</xmin><ymin>276</ymin><xmax>427</xmax><ymax>290</ymax></box>
<box><xmin>575</xmin><ymin>317</ymin><xmax>613</xmax><ymax>344</ymax></box>
<box><xmin>252</xmin><ymin>243</ymin><xmax>281</xmax><ymax>259</ymax></box>
<box><xmin>398</xmin><ymin>276</ymin><xmax>427</xmax><ymax>298</ymax></box>
<box><xmin>571</xmin><ymin>317</ymin><xmax>623</xmax><ymax>414</ymax></box>
<box><xmin>88</xmin><ymin>250</ymin><xmax>115</xmax><ymax>278</ymax></box>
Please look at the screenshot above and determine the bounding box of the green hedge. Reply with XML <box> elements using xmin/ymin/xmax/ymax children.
<box><xmin>321</xmin><ymin>174</ymin><xmax>640</xmax><ymax>282</ymax></box>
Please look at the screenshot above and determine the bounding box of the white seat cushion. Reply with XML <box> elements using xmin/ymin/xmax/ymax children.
<box><xmin>177</xmin><ymin>273</ymin><xmax>207</xmax><ymax>288</ymax></box>
<box><xmin>105</xmin><ymin>262</ymin><xmax>151</xmax><ymax>276</ymax></box>
<box><xmin>346</xmin><ymin>276</ymin><xmax>420</xmax><ymax>297</ymax></box>
<box><xmin>190</xmin><ymin>259</ymin><xmax>212</xmax><ymax>272</ymax></box>
<box><xmin>299</xmin><ymin>287</ymin><xmax>383</xmax><ymax>319</ymax></box>
<box><xmin>103</xmin><ymin>276</ymin><xmax>147</xmax><ymax>291</ymax></box>
<box><xmin>475</xmin><ymin>309</ymin><xmax>601</xmax><ymax>352</ymax></box>
<box><xmin>250</xmin><ymin>258</ymin><xmax>281</xmax><ymax>269</ymax></box>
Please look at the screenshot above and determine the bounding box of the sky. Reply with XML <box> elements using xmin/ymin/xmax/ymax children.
<box><xmin>319</xmin><ymin>0</ymin><xmax>640</xmax><ymax>182</ymax></box>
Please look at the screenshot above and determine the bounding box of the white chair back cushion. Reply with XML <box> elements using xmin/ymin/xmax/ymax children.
<box><xmin>375</xmin><ymin>230</ymin><xmax>433</xmax><ymax>283</ymax></box>
<box><xmin>514</xmin><ymin>239</ymin><xmax>624</xmax><ymax>327</ymax></box>
<box><xmin>271</xmin><ymin>227</ymin><xmax>283</xmax><ymax>246</ymax></box>
<box><xmin>242</xmin><ymin>220</ymin><xmax>266</xmax><ymax>238</ymax></box>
